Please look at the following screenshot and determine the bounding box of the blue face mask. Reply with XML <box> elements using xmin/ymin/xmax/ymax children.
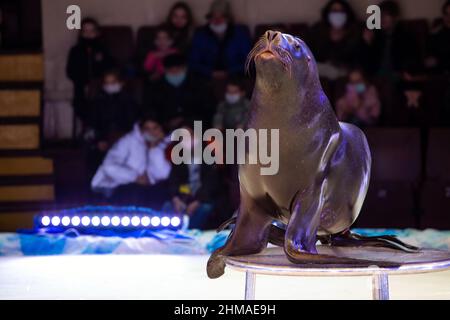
<box><xmin>355</xmin><ymin>83</ymin><xmax>367</xmax><ymax>94</ymax></box>
<box><xmin>165</xmin><ymin>72</ymin><xmax>187</xmax><ymax>87</ymax></box>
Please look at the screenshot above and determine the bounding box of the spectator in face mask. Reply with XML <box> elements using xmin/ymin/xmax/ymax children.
<box><xmin>144</xmin><ymin>53</ymin><xmax>214</xmax><ymax>131</ymax></box>
<box><xmin>213</xmin><ymin>77</ymin><xmax>250</xmax><ymax>130</ymax></box>
<box><xmin>163</xmin><ymin>123</ymin><xmax>221</xmax><ymax>230</ymax></box>
<box><xmin>66</xmin><ymin>17</ymin><xmax>114</xmax><ymax>125</ymax></box>
<box><xmin>91</xmin><ymin>116</ymin><xmax>172</xmax><ymax>208</ymax></box>
<box><xmin>143</xmin><ymin>26</ymin><xmax>179</xmax><ymax>82</ymax></box>
<box><xmin>189</xmin><ymin>0</ymin><xmax>251</xmax><ymax>80</ymax></box>
<box><xmin>309</xmin><ymin>0</ymin><xmax>360</xmax><ymax>80</ymax></box>
<box><xmin>88</xmin><ymin>70</ymin><xmax>139</xmax><ymax>151</ymax></box>
<box><xmin>336</xmin><ymin>68</ymin><xmax>381</xmax><ymax>127</ymax></box>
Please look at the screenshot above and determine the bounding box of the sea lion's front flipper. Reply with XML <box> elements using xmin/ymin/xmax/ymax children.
<box><xmin>207</xmin><ymin>190</ymin><xmax>273</xmax><ymax>279</ymax></box>
<box><xmin>319</xmin><ymin>230</ymin><xmax>419</xmax><ymax>253</ymax></box>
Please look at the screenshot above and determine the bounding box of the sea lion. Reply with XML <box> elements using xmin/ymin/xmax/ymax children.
<box><xmin>207</xmin><ymin>30</ymin><xmax>417</xmax><ymax>279</ymax></box>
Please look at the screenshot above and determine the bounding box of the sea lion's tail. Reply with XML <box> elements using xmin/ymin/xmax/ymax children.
<box><xmin>318</xmin><ymin>230</ymin><xmax>419</xmax><ymax>253</ymax></box>
<box><xmin>267</xmin><ymin>223</ymin><xmax>419</xmax><ymax>253</ymax></box>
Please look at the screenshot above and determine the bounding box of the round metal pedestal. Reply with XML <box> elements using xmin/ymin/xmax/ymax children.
<box><xmin>224</xmin><ymin>246</ymin><xmax>450</xmax><ymax>300</ymax></box>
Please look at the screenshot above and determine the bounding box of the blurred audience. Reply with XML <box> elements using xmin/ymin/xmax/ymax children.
<box><xmin>66</xmin><ymin>18</ymin><xmax>114</xmax><ymax>127</ymax></box>
<box><xmin>336</xmin><ymin>68</ymin><xmax>381</xmax><ymax>127</ymax></box>
<box><xmin>91</xmin><ymin>116</ymin><xmax>171</xmax><ymax>208</ymax></box>
<box><xmin>163</xmin><ymin>123</ymin><xmax>220</xmax><ymax>229</ymax></box>
<box><xmin>213</xmin><ymin>77</ymin><xmax>250</xmax><ymax>130</ymax></box>
<box><xmin>143</xmin><ymin>26</ymin><xmax>179</xmax><ymax>82</ymax></box>
<box><xmin>360</xmin><ymin>0</ymin><xmax>421</xmax><ymax>79</ymax></box>
<box><xmin>56</xmin><ymin>0</ymin><xmax>450</xmax><ymax>226</ymax></box>
<box><xmin>310</xmin><ymin>0</ymin><xmax>360</xmax><ymax>80</ymax></box>
<box><xmin>164</xmin><ymin>2</ymin><xmax>194</xmax><ymax>53</ymax></box>
<box><xmin>145</xmin><ymin>53</ymin><xmax>214</xmax><ymax>130</ymax></box>
<box><xmin>189</xmin><ymin>0</ymin><xmax>251</xmax><ymax>80</ymax></box>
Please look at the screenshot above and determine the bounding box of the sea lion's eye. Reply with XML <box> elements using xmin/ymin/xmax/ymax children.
<box><xmin>294</xmin><ymin>43</ymin><xmax>301</xmax><ymax>51</ymax></box>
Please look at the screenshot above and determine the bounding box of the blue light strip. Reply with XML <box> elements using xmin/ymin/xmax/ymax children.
<box><xmin>34</xmin><ymin>206</ymin><xmax>183</xmax><ymax>232</ymax></box>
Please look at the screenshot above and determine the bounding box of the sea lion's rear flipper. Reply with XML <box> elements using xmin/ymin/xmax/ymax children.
<box><xmin>319</xmin><ymin>230</ymin><xmax>420</xmax><ymax>253</ymax></box>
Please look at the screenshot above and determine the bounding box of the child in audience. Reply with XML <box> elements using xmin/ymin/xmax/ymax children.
<box><xmin>336</xmin><ymin>68</ymin><xmax>381</xmax><ymax>127</ymax></box>
<box><xmin>213</xmin><ymin>78</ymin><xmax>250</xmax><ymax>130</ymax></box>
<box><xmin>88</xmin><ymin>69</ymin><xmax>139</xmax><ymax>152</ymax></box>
<box><xmin>143</xmin><ymin>27</ymin><xmax>178</xmax><ymax>81</ymax></box>
<box><xmin>91</xmin><ymin>116</ymin><xmax>172</xmax><ymax>208</ymax></box>
<box><xmin>163</xmin><ymin>123</ymin><xmax>220</xmax><ymax>230</ymax></box>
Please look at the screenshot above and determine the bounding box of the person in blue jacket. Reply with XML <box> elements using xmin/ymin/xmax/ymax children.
<box><xmin>189</xmin><ymin>0</ymin><xmax>251</xmax><ymax>80</ymax></box>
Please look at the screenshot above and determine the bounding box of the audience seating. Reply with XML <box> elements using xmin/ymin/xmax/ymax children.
<box><xmin>421</xmin><ymin>128</ymin><xmax>450</xmax><ymax>229</ymax></box>
<box><xmin>355</xmin><ymin>128</ymin><xmax>421</xmax><ymax>228</ymax></box>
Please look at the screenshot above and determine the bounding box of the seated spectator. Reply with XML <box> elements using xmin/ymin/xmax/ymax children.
<box><xmin>164</xmin><ymin>2</ymin><xmax>194</xmax><ymax>53</ymax></box>
<box><xmin>66</xmin><ymin>17</ymin><xmax>114</xmax><ymax>126</ymax></box>
<box><xmin>336</xmin><ymin>68</ymin><xmax>381</xmax><ymax>127</ymax></box>
<box><xmin>360</xmin><ymin>0</ymin><xmax>421</xmax><ymax>79</ymax></box>
<box><xmin>143</xmin><ymin>26</ymin><xmax>178</xmax><ymax>82</ymax></box>
<box><xmin>163</xmin><ymin>123</ymin><xmax>220</xmax><ymax>230</ymax></box>
<box><xmin>213</xmin><ymin>77</ymin><xmax>250</xmax><ymax>130</ymax></box>
<box><xmin>309</xmin><ymin>0</ymin><xmax>360</xmax><ymax>80</ymax></box>
<box><xmin>144</xmin><ymin>54</ymin><xmax>214</xmax><ymax>130</ymax></box>
<box><xmin>189</xmin><ymin>0</ymin><xmax>251</xmax><ymax>80</ymax></box>
<box><xmin>91</xmin><ymin>116</ymin><xmax>172</xmax><ymax>208</ymax></box>
<box><xmin>88</xmin><ymin>69</ymin><xmax>139</xmax><ymax>153</ymax></box>
<box><xmin>425</xmin><ymin>0</ymin><xmax>450</xmax><ymax>74</ymax></box>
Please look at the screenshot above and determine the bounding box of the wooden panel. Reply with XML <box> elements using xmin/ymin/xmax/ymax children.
<box><xmin>0</xmin><ymin>125</ymin><xmax>39</xmax><ymax>149</ymax></box>
<box><xmin>0</xmin><ymin>157</ymin><xmax>53</xmax><ymax>175</ymax></box>
<box><xmin>0</xmin><ymin>212</ymin><xmax>36</xmax><ymax>232</ymax></box>
<box><xmin>0</xmin><ymin>185</ymin><xmax>54</xmax><ymax>202</ymax></box>
<box><xmin>0</xmin><ymin>90</ymin><xmax>41</xmax><ymax>117</ymax></box>
<box><xmin>0</xmin><ymin>54</ymin><xmax>44</xmax><ymax>82</ymax></box>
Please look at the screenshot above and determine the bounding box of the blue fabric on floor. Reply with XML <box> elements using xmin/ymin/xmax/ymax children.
<box><xmin>0</xmin><ymin>228</ymin><xmax>449</xmax><ymax>256</ymax></box>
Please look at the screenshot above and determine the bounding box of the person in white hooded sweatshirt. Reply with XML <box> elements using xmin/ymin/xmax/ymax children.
<box><xmin>91</xmin><ymin>116</ymin><xmax>172</xmax><ymax>208</ymax></box>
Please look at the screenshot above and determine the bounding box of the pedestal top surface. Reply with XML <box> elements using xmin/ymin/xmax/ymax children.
<box><xmin>224</xmin><ymin>246</ymin><xmax>450</xmax><ymax>276</ymax></box>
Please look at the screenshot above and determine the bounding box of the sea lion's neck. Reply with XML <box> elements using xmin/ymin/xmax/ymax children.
<box><xmin>252</xmin><ymin>76</ymin><xmax>333</xmax><ymax>124</ymax></box>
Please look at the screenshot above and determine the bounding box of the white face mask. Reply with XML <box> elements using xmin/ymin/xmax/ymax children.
<box><xmin>143</xmin><ymin>132</ymin><xmax>158</xmax><ymax>143</ymax></box>
<box><xmin>225</xmin><ymin>93</ymin><xmax>241</xmax><ymax>104</ymax></box>
<box><xmin>328</xmin><ymin>12</ymin><xmax>347</xmax><ymax>28</ymax></box>
<box><xmin>210</xmin><ymin>23</ymin><xmax>228</xmax><ymax>34</ymax></box>
<box><xmin>103</xmin><ymin>83</ymin><xmax>122</xmax><ymax>95</ymax></box>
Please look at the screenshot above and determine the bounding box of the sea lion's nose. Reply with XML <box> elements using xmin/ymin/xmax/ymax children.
<box><xmin>265</xmin><ymin>30</ymin><xmax>281</xmax><ymax>43</ymax></box>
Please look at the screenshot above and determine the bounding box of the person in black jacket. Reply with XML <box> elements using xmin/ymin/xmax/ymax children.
<box><xmin>359</xmin><ymin>1</ymin><xmax>421</xmax><ymax>78</ymax></box>
<box><xmin>144</xmin><ymin>53</ymin><xmax>214</xmax><ymax>130</ymax></box>
<box><xmin>66</xmin><ymin>18</ymin><xmax>114</xmax><ymax>126</ymax></box>
<box><xmin>89</xmin><ymin>69</ymin><xmax>139</xmax><ymax>150</ymax></box>
<box><xmin>163</xmin><ymin>124</ymin><xmax>221</xmax><ymax>230</ymax></box>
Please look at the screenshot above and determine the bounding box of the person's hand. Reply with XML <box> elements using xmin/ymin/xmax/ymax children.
<box><xmin>97</xmin><ymin>141</ymin><xmax>109</xmax><ymax>152</ymax></box>
<box><xmin>186</xmin><ymin>201</ymin><xmax>201</xmax><ymax>216</ymax></box>
<box><xmin>136</xmin><ymin>174</ymin><xmax>150</xmax><ymax>186</ymax></box>
<box><xmin>212</xmin><ymin>70</ymin><xmax>228</xmax><ymax>80</ymax></box>
<box><xmin>362</xmin><ymin>29</ymin><xmax>374</xmax><ymax>45</ymax></box>
<box><xmin>173</xmin><ymin>196</ymin><xmax>187</xmax><ymax>213</ymax></box>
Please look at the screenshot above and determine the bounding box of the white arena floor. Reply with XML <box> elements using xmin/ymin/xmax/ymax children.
<box><xmin>1</xmin><ymin>254</ymin><xmax>450</xmax><ymax>300</ymax></box>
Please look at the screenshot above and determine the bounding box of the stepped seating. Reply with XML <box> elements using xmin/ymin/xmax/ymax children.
<box><xmin>0</xmin><ymin>51</ymin><xmax>54</xmax><ymax>231</ymax></box>
<box><xmin>355</xmin><ymin>128</ymin><xmax>421</xmax><ymax>229</ymax></box>
<box><xmin>421</xmin><ymin>128</ymin><xmax>450</xmax><ymax>229</ymax></box>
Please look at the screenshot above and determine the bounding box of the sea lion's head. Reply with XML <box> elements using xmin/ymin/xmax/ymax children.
<box><xmin>246</xmin><ymin>30</ymin><xmax>317</xmax><ymax>90</ymax></box>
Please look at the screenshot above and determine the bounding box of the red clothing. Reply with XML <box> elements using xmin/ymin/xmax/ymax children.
<box><xmin>143</xmin><ymin>48</ymin><xmax>178</xmax><ymax>76</ymax></box>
